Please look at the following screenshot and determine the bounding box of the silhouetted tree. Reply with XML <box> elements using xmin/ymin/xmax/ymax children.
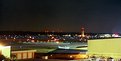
<box><xmin>0</xmin><ymin>54</ymin><xmax>6</xmax><ymax>61</ymax></box>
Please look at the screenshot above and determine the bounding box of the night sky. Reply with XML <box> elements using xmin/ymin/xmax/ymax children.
<box><xmin>1</xmin><ymin>0</ymin><xmax>121</xmax><ymax>33</ymax></box>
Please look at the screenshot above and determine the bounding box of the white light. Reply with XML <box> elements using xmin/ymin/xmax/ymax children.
<box><xmin>112</xmin><ymin>34</ymin><xmax>119</xmax><ymax>37</ymax></box>
<box><xmin>0</xmin><ymin>45</ymin><xmax>3</xmax><ymax>50</ymax></box>
<box><xmin>56</xmin><ymin>41</ymin><xmax>59</xmax><ymax>44</ymax></box>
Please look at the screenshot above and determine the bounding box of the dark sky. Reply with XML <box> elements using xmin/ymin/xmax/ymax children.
<box><xmin>1</xmin><ymin>0</ymin><xmax>121</xmax><ymax>33</ymax></box>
